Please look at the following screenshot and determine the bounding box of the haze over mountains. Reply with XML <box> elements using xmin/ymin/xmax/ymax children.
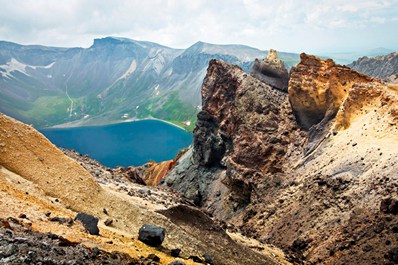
<box><xmin>0</xmin><ymin>37</ymin><xmax>285</xmax><ymax>129</ymax></box>
<box><xmin>2</xmin><ymin>37</ymin><xmax>392</xmax><ymax>130</ymax></box>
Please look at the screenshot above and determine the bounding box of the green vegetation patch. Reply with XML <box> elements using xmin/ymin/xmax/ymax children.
<box><xmin>138</xmin><ymin>92</ymin><xmax>198</xmax><ymax>131</ymax></box>
<box><xmin>20</xmin><ymin>96</ymin><xmax>71</xmax><ymax>128</ymax></box>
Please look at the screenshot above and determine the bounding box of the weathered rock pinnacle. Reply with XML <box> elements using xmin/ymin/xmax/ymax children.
<box><xmin>249</xmin><ymin>49</ymin><xmax>289</xmax><ymax>91</ymax></box>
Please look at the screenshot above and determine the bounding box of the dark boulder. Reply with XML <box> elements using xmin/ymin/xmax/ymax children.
<box><xmin>75</xmin><ymin>213</ymin><xmax>99</xmax><ymax>235</ymax></box>
<box><xmin>138</xmin><ymin>224</ymin><xmax>165</xmax><ymax>247</ymax></box>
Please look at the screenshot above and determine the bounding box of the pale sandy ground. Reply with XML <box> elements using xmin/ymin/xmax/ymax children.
<box><xmin>0</xmin><ymin>113</ymin><xmax>288</xmax><ymax>265</ymax></box>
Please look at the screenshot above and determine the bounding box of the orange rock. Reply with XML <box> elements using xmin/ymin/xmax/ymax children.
<box><xmin>288</xmin><ymin>53</ymin><xmax>376</xmax><ymax>130</ymax></box>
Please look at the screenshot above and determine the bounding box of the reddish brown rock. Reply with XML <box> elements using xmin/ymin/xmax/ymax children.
<box><xmin>165</xmin><ymin>57</ymin><xmax>306</xmax><ymax>218</ymax></box>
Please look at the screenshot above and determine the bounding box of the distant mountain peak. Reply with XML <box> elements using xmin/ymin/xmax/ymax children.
<box><xmin>91</xmin><ymin>37</ymin><xmax>130</xmax><ymax>47</ymax></box>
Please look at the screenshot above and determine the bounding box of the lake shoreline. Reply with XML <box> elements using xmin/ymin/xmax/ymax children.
<box><xmin>41</xmin><ymin>119</ymin><xmax>193</xmax><ymax>167</ymax></box>
<box><xmin>48</xmin><ymin>116</ymin><xmax>190</xmax><ymax>132</ymax></box>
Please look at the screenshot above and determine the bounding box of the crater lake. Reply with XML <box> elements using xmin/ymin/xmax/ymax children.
<box><xmin>41</xmin><ymin>119</ymin><xmax>193</xmax><ymax>167</ymax></box>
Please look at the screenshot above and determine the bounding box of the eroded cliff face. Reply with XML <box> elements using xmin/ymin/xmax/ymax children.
<box><xmin>289</xmin><ymin>53</ymin><xmax>376</xmax><ymax>130</ymax></box>
<box><xmin>164</xmin><ymin>54</ymin><xmax>306</xmax><ymax>219</ymax></box>
<box><xmin>165</xmin><ymin>52</ymin><xmax>398</xmax><ymax>264</ymax></box>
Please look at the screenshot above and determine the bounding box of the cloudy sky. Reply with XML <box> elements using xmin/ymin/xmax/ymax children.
<box><xmin>0</xmin><ymin>0</ymin><xmax>397</xmax><ymax>53</ymax></box>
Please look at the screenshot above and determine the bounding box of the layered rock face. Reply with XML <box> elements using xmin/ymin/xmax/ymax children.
<box><xmin>165</xmin><ymin>52</ymin><xmax>398</xmax><ymax>264</ymax></box>
<box><xmin>348</xmin><ymin>52</ymin><xmax>398</xmax><ymax>83</ymax></box>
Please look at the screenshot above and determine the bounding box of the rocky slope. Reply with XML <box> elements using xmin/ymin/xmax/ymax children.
<box><xmin>348</xmin><ymin>52</ymin><xmax>398</xmax><ymax>84</ymax></box>
<box><xmin>0</xmin><ymin>113</ymin><xmax>288</xmax><ymax>265</ymax></box>
<box><xmin>164</xmin><ymin>52</ymin><xmax>398</xmax><ymax>264</ymax></box>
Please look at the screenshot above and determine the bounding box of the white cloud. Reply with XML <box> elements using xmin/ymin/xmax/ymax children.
<box><xmin>370</xmin><ymin>17</ymin><xmax>386</xmax><ymax>24</ymax></box>
<box><xmin>0</xmin><ymin>0</ymin><xmax>397</xmax><ymax>53</ymax></box>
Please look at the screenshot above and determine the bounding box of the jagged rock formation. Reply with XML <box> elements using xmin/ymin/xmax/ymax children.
<box><xmin>250</xmin><ymin>49</ymin><xmax>289</xmax><ymax>91</ymax></box>
<box><xmin>163</xmin><ymin>56</ymin><xmax>306</xmax><ymax>219</ymax></box>
<box><xmin>348</xmin><ymin>52</ymin><xmax>398</xmax><ymax>83</ymax></box>
<box><xmin>165</xmin><ymin>52</ymin><xmax>398</xmax><ymax>264</ymax></box>
<box><xmin>0</xmin><ymin>113</ymin><xmax>286</xmax><ymax>265</ymax></box>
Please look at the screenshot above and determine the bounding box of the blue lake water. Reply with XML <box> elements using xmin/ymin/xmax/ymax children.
<box><xmin>40</xmin><ymin>120</ymin><xmax>192</xmax><ymax>167</ymax></box>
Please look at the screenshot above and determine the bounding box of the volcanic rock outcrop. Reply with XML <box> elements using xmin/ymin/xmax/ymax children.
<box><xmin>250</xmin><ymin>49</ymin><xmax>289</xmax><ymax>91</ymax></box>
<box><xmin>165</xmin><ymin>51</ymin><xmax>398</xmax><ymax>264</ymax></box>
<box><xmin>164</xmin><ymin>53</ymin><xmax>306</xmax><ymax>219</ymax></box>
<box><xmin>289</xmin><ymin>53</ymin><xmax>376</xmax><ymax>130</ymax></box>
<box><xmin>348</xmin><ymin>52</ymin><xmax>398</xmax><ymax>83</ymax></box>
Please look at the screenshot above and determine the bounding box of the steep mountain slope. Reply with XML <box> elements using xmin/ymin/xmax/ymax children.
<box><xmin>348</xmin><ymin>52</ymin><xmax>398</xmax><ymax>83</ymax></box>
<box><xmin>164</xmin><ymin>52</ymin><xmax>398</xmax><ymax>264</ymax></box>
<box><xmin>0</xmin><ymin>38</ymin><xmax>299</xmax><ymax>130</ymax></box>
<box><xmin>0</xmin><ymin>113</ymin><xmax>288</xmax><ymax>265</ymax></box>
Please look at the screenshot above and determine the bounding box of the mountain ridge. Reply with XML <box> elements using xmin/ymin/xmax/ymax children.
<box><xmin>1</xmin><ymin>37</ymin><xmax>395</xmax><ymax>131</ymax></box>
<box><xmin>0</xmin><ymin>37</ymin><xmax>294</xmax><ymax>130</ymax></box>
<box><xmin>348</xmin><ymin>52</ymin><xmax>398</xmax><ymax>84</ymax></box>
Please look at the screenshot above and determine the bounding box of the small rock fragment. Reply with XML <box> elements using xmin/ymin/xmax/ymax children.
<box><xmin>0</xmin><ymin>244</ymin><xmax>17</xmax><ymax>258</ymax></box>
<box><xmin>386</xmin><ymin>247</ymin><xmax>398</xmax><ymax>263</ymax></box>
<box><xmin>18</xmin><ymin>213</ymin><xmax>27</xmax><ymax>219</ymax></box>
<box><xmin>92</xmin><ymin>247</ymin><xmax>100</xmax><ymax>256</ymax></box>
<box><xmin>204</xmin><ymin>253</ymin><xmax>213</xmax><ymax>264</ymax></box>
<box><xmin>380</xmin><ymin>198</ymin><xmax>398</xmax><ymax>214</ymax></box>
<box><xmin>104</xmin><ymin>218</ymin><xmax>113</xmax><ymax>226</ymax></box>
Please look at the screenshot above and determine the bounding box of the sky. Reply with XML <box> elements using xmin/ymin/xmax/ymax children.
<box><xmin>0</xmin><ymin>0</ymin><xmax>397</xmax><ymax>53</ymax></box>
